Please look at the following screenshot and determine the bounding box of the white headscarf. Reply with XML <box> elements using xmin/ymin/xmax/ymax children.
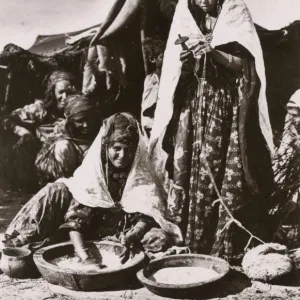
<box><xmin>58</xmin><ymin>113</ymin><xmax>183</xmax><ymax>244</ymax></box>
<box><xmin>149</xmin><ymin>0</ymin><xmax>274</xmax><ymax>156</ymax></box>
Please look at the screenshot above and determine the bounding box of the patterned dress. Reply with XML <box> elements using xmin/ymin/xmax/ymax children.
<box><xmin>60</xmin><ymin>157</ymin><xmax>154</xmax><ymax>239</ymax></box>
<box><xmin>35</xmin><ymin>136</ymin><xmax>90</xmax><ymax>186</ymax></box>
<box><xmin>5</xmin><ymin>159</ymin><xmax>154</xmax><ymax>250</ymax></box>
<box><xmin>165</xmin><ymin>41</ymin><xmax>252</xmax><ymax>259</ymax></box>
<box><xmin>1</xmin><ymin>100</ymin><xmax>66</xmax><ymax>188</ymax></box>
<box><xmin>2</xmin><ymin>99</ymin><xmax>93</xmax><ymax>186</ymax></box>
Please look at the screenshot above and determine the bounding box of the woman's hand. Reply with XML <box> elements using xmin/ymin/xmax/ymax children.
<box><xmin>180</xmin><ymin>50</ymin><xmax>195</xmax><ymax>76</ymax></box>
<box><xmin>122</xmin><ymin>224</ymin><xmax>146</xmax><ymax>246</ymax></box>
<box><xmin>191</xmin><ymin>41</ymin><xmax>213</xmax><ymax>57</ymax></box>
<box><xmin>180</xmin><ymin>50</ymin><xmax>193</xmax><ymax>64</ymax></box>
<box><xmin>69</xmin><ymin>231</ymin><xmax>90</xmax><ymax>262</ymax></box>
<box><xmin>141</xmin><ymin>228</ymin><xmax>172</xmax><ymax>253</ymax></box>
<box><xmin>180</xmin><ymin>42</ymin><xmax>213</xmax><ymax>74</ymax></box>
<box><xmin>81</xmin><ymin>256</ymin><xmax>101</xmax><ymax>266</ymax></box>
<box><xmin>120</xmin><ymin>223</ymin><xmax>149</xmax><ymax>264</ymax></box>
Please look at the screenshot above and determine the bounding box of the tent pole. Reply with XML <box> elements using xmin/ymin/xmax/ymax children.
<box><xmin>140</xmin><ymin>0</ymin><xmax>148</xmax><ymax>76</ymax></box>
<box><xmin>3</xmin><ymin>69</ymin><xmax>12</xmax><ymax>113</ymax></box>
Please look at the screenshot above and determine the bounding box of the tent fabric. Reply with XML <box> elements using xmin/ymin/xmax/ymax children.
<box><xmin>25</xmin><ymin>0</ymin><xmax>300</xmax><ymax>57</ymax></box>
<box><xmin>2</xmin><ymin>0</ymin><xmax>299</xmax><ymax>55</ymax></box>
<box><xmin>28</xmin><ymin>25</ymin><xmax>100</xmax><ymax>56</ymax></box>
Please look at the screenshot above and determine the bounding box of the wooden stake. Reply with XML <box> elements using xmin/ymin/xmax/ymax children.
<box><xmin>140</xmin><ymin>0</ymin><xmax>149</xmax><ymax>76</ymax></box>
<box><xmin>3</xmin><ymin>69</ymin><xmax>12</xmax><ymax>113</ymax></box>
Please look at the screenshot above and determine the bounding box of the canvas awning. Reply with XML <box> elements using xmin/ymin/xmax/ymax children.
<box><xmin>28</xmin><ymin>24</ymin><xmax>100</xmax><ymax>55</ymax></box>
<box><xmin>25</xmin><ymin>0</ymin><xmax>299</xmax><ymax>56</ymax></box>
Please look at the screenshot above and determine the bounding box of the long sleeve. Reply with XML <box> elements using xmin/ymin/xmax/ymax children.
<box><xmin>2</xmin><ymin>100</ymin><xmax>48</xmax><ymax>136</ymax></box>
<box><xmin>60</xmin><ymin>198</ymin><xmax>98</xmax><ymax>232</ymax></box>
<box><xmin>35</xmin><ymin>139</ymin><xmax>83</xmax><ymax>185</ymax></box>
<box><xmin>60</xmin><ymin>200</ymin><xmax>156</xmax><ymax>239</ymax></box>
<box><xmin>125</xmin><ymin>213</ymin><xmax>157</xmax><ymax>243</ymax></box>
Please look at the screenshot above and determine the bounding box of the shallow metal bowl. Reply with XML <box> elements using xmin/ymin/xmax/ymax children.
<box><xmin>137</xmin><ymin>254</ymin><xmax>230</xmax><ymax>299</ymax></box>
<box><xmin>33</xmin><ymin>240</ymin><xmax>145</xmax><ymax>291</ymax></box>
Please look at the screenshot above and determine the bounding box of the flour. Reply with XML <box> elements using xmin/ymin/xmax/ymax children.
<box><xmin>50</xmin><ymin>251</ymin><xmax>124</xmax><ymax>273</ymax></box>
<box><xmin>149</xmin><ymin>267</ymin><xmax>219</xmax><ymax>285</ymax></box>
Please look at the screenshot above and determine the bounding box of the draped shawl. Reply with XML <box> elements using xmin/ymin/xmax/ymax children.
<box><xmin>58</xmin><ymin>113</ymin><xmax>183</xmax><ymax>244</ymax></box>
<box><xmin>149</xmin><ymin>0</ymin><xmax>274</xmax><ymax>156</ymax></box>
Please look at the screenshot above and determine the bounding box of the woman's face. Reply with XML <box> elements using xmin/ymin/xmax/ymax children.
<box><xmin>72</xmin><ymin>116</ymin><xmax>93</xmax><ymax>137</ymax></box>
<box><xmin>108</xmin><ymin>142</ymin><xmax>135</xmax><ymax>169</ymax></box>
<box><xmin>54</xmin><ymin>80</ymin><xmax>75</xmax><ymax>111</ymax></box>
<box><xmin>194</xmin><ymin>0</ymin><xmax>218</xmax><ymax>13</ymax></box>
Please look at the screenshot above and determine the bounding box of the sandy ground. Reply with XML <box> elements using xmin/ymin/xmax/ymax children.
<box><xmin>1</xmin><ymin>187</ymin><xmax>300</xmax><ymax>300</ymax></box>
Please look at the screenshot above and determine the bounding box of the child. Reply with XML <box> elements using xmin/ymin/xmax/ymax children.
<box><xmin>141</xmin><ymin>38</ymin><xmax>165</xmax><ymax>139</ymax></box>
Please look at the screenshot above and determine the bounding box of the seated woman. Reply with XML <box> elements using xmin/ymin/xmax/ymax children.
<box><xmin>3</xmin><ymin>70</ymin><xmax>78</xmax><ymax>144</ymax></box>
<box><xmin>35</xmin><ymin>94</ymin><xmax>100</xmax><ymax>185</ymax></box>
<box><xmin>1</xmin><ymin>70</ymin><xmax>78</xmax><ymax>190</ymax></box>
<box><xmin>4</xmin><ymin>113</ymin><xmax>183</xmax><ymax>264</ymax></box>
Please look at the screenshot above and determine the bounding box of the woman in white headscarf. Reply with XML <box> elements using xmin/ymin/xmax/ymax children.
<box><xmin>150</xmin><ymin>0</ymin><xmax>274</xmax><ymax>260</ymax></box>
<box><xmin>5</xmin><ymin>113</ymin><xmax>182</xmax><ymax>264</ymax></box>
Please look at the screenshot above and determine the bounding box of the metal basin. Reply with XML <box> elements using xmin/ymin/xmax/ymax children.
<box><xmin>137</xmin><ymin>254</ymin><xmax>230</xmax><ymax>299</ymax></box>
<box><xmin>33</xmin><ymin>240</ymin><xmax>145</xmax><ymax>291</ymax></box>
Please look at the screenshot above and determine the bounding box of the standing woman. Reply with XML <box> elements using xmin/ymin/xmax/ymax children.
<box><xmin>150</xmin><ymin>0</ymin><xmax>274</xmax><ymax>260</ymax></box>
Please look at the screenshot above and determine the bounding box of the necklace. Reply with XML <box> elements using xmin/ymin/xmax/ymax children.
<box><xmin>204</xmin><ymin>14</ymin><xmax>218</xmax><ymax>44</ymax></box>
<box><xmin>205</xmin><ymin>14</ymin><xmax>217</xmax><ymax>33</ymax></box>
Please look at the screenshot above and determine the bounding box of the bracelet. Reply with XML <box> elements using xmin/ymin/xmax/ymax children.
<box><xmin>226</xmin><ymin>54</ymin><xmax>233</xmax><ymax>67</ymax></box>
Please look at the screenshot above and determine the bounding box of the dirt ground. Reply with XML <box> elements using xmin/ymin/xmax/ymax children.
<box><xmin>1</xmin><ymin>187</ymin><xmax>300</xmax><ymax>300</ymax></box>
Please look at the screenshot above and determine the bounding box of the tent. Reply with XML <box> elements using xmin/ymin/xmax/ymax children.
<box><xmin>24</xmin><ymin>0</ymin><xmax>300</xmax><ymax>55</ymax></box>
<box><xmin>28</xmin><ymin>25</ymin><xmax>100</xmax><ymax>56</ymax></box>
<box><xmin>0</xmin><ymin>0</ymin><xmax>299</xmax><ymax>131</ymax></box>
<box><xmin>0</xmin><ymin>0</ymin><xmax>299</xmax><ymax>191</ymax></box>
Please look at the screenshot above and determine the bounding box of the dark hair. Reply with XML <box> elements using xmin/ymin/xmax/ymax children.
<box><xmin>64</xmin><ymin>94</ymin><xmax>98</xmax><ymax>139</ymax></box>
<box><xmin>143</xmin><ymin>37</ymin><xmax>166</xmax><ymax>62</ymax></box>
<box><xmin>103</xmin><ymin>113</ymin><xmax>139</xmax><ymax>147</ymax></box>
<box><xmin>42</xmin><ymin>70</ymin><xmax>77</xmax><ymax>112</ymax></box>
